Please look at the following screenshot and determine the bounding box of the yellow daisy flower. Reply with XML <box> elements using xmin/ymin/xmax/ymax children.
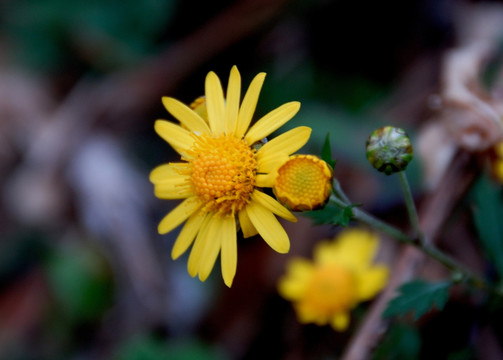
<box><xmin>150</xmin><ymin>66</ymin><xmax>311</xmax><ymax>287</ymax></box>
<box><xmin>278</xmin><ymin>228</ymin><xmax>389</xmax><ymax>331</ymax></box>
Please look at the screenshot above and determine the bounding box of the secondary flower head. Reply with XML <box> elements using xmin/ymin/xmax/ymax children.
<box><xmin>366</xmin><ymin>126</ymin><xmax>413</xmax><ymax>175</ymax></box>
<box><xmin>150</xmin><ymin>66</ymin><xmax>311</xmax><ymax>287</ymax></box>
<box><xmin>273</xmin><ymin>154</ymin><xmax>333</xmax><ymax>211</ymax></box>
<box><xmin>278</xmin><ymin>228</ymin><xmax>389</xmax><ymax>331</ymax></box>
<box><xmin>490</xmin><ymin>141</ymin><xmax>503</xmax><ymax>183</ymax></box>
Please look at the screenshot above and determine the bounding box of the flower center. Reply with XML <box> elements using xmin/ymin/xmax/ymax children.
<box><xmin>273</xmin><ymin>155</ymin><xmax>332</xmax><ymax>211</ymax></box>
<box><xmin>304</xmin><ymin>264</ymin><xmax>356</xmax><ymax>313</ymax></box>
<box><xmin>190</xmin><ymin>134</ymin><xmax>257</xmax><ymax>215</ymax></box>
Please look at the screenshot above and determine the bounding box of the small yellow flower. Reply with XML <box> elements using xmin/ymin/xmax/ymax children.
<box><xmin>273</xmin><ymin>154</ymin><xmax>333</xmax><ymax>211</ymax></box>
<box><xmin>150</xmin><ymin>66</ymin><xmax>312</xmax><ymax>287</ymax></box>
<box><xmin>278</xmin><ymin>228</ymin><xmax>389</xmax><ymax>331</ymax></box>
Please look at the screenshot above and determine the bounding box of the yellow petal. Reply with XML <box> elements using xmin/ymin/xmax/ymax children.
<box><xmin>187</xmin><ymin>214</ymin><xmax>212</xmax><ymax>277</ymax></box>
<box><xmin>251</xmin><ymin>190</ymin><xmax>297</xmax><ymax>222</ymax></box>
<box><xmin>246</xmin><ymin>201</ymin><xmax>290</xmax><ymax>253</ymax></box>
<box><xmin>157</xmin><ymin>197</ymin><xmax>202</xmax><ymax>234</ymax></box>
<box><xmin>330</xmin><ymin>313</ymin><xmax>350</xmax><ymax>331</ymax></box>
<box><xmin>277</xmin><ymin>258</ymin><xmax>313</xmax><ymax>299</ymax></box>
<box><xmin>255</xmin><ymin>172</ymin><xmax>278</xmax><ymax>188</ymax></box>
<box><xmin>171</xmin><ymin>211</ymin><xmax>207</xmax><ymax>259</ymax></box>
<box><xmin>257</xmin><ymin>153</ymin><xmax>289</xmax><ymax>174</ymax></box>
<box><xmin>197</xmin><ymin>216</ymin><xmax>224</xmax><ymax>282</ymax></box>
<box><xmin>256</xmin><ymin>126</ymin><xmax>312</xmax><ymax>162</ymax></box>
<box><xmin>235</xmin><ymin>72</ymin><xmax>266</xmax><ymax>138</ymax></box>
<box><xmin>162</xmin><ymin>97</ymin><xmax>211</xmax><ymax>134</ymax></box>
<box><xmin>205</xmin><ymin>71</ymin><xmax>225</xmax><ymax>135</ymax></box>
<box><xmin>245</xmin><ymin>101</ymin><xmax>301</xmax><ymax>145</ymax></box>
<box><xmin>315</xmin><ymin>228</ymin><xmax>378</xmax><ymax>270</ymax></box>
<box><xmin>154</xmin><ymin>120</ymin><xmax>194</xmax><ymax>156</ymax></box>
<box><xmin>151</xmin><ymin>165</ymin><xmax>192</xmax><ymax>199</ymax></box>
<box><xmin>220</xmin><ymin>217</ymin><xmax>237</xmax><ymax>287</ymax></box>
<box><xmin>154</xmin><ymin>182</ymin><xmax>192</xmax><ymax>199</ymax></box>
<box><xmin>149</xmin><ymin>163</ymin><xmax>182</xmax><ymax>184</ymax></box>
<box><xmin>225</xmin><ymin>66</ymin><xmax>241</xmax><ymax>135</ymax></box>
<box><xmin>238</xmin><ymin>209</ymin><xmax>258</xmax><ymax>238</ymax></box>
<box><xmin>356</xmin><ymin>265</ymin><xmax>389</xmax><ymax>301</ymax></box>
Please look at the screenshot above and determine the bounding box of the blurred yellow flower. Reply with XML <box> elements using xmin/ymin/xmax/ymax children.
<box><xmin>273</xmin><ymin>154</ymin><xmax>333</xmax><ymax>211</ymax></box>
<box><xmin>150</xmin><ymin>66</ymin><xmax>311</xmax><ymax>287</ymax></box>
<box><xmin>491</xmin><ymin>141</ymin><xmax>503</xmax><ymax>183</ymax></box>
<box><xmin>278</xmin><ymin>228</ymin><xmax>389</xmax><ymax>331</ymax></box>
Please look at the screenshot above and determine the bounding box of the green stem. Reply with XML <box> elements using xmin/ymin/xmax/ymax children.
<box><xmin>397</xmin><ymin>171</ymin><xmax>423</xmax><ymax>243</ymax></box>
<box><xmin>329</xmin><ymin>193</ymin><xmax>502</xmax><ymax>296</ymax></box>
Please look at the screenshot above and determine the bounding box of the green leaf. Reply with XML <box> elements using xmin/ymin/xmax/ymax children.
<box><xmin>383</xmin><ymin>280</ymin><xmax>452</xmax><ymax>320</ymax></box>
<box><xmin>303</xmin><ymin>203</ymin><xmax>357</xmax><ymax>227</ymax></box>
<box><xmin>373</xmin><ymin>323</ymin><xmax>421</xmax><ymax>360</ymax></box>
<box><xmin>471</xmin><ymin>174</ymin><xmax>503</xmax><ymax>280</ymax></box>
<box><xmin>321</xmin><ymin>132</ymin><xmax>337</xmax><ymax>169</ymax></box>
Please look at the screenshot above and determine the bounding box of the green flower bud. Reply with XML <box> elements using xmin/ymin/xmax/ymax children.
<box><xmin>366</xmin><ymin>126</ymin><xmax>413</xmax><ymax>175</ymax></box>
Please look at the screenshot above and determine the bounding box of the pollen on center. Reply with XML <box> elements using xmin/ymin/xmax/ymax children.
<box><xmin>190</xmin><ymin>134</ymin><xmax>257</xmax><ymax>215</ymax></box>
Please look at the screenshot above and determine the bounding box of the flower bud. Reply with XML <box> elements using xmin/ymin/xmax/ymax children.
<box><xmin>366</xmin><ymin>126</ymin><xmax>413</xmax><ymax>175</ymax></box>
<box><xmin>273</xmin><ymin>155</ymin><xmax>333</xmax><ymax>211</ymax></box>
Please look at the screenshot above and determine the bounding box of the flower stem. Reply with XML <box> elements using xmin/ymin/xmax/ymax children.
<box><xmin>329</xmin><ymin>191</ymin><xmax>502</xmax><ymax>297</ymax></box>
<box><xmin>397</xmin><ymin>171</ymin><xmax>423</xmax><ymax>243</ymax></box>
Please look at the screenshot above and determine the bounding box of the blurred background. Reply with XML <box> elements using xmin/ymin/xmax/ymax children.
<box><xmin>1</xmin><ymin>0</ymin><xmax>503</xmax><ymax>359</ymax></box>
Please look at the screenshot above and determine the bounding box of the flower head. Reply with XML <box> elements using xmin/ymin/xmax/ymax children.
<box><xmin>366</xmin><ymin>126</ymin><xmax>413</xmax><ymax>175</ymax></box>
<box><xmin>150</xmin><ymin>66</ymin><xmax>311</xmax><ymax>287</ymax></box>
<box><xmin>278</xmin><ymin>228</ymin><xmax>389</xmax><ymax>331</ymax></box>
<box><xmin>273</xmin><ymin>155</ymin><xmax>333</xmax><ymax>211</ymax></box>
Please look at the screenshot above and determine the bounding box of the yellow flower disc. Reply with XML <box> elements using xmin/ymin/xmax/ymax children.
<box><xmin>189</xmin><ymin>134</ymin><xmax>257</xmax><ymax>215</ymax></box>
<box><xmin>273</xmin><ymin>155</ymin><xmax>332</xmax><ymax>211</ymax></box>
<box><xmin>304</xmin><ymin>264</ymin><xmax>356</xmax><ymax>313</ymax></box>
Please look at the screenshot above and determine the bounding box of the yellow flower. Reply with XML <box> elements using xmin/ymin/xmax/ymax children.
<box><xmin>273</xmin><ymin>154</ymin><xmax>333</xmax><ymax>211</ymax></box>
<box><xmin>278</xmin><ymin>228</ymin><xmax>389</xmax><ymax>331</ymax></box>
<box><xmin>150</xmin><ymin>66</ymin><xmax>311</xmax><ymax>287</ymax></box>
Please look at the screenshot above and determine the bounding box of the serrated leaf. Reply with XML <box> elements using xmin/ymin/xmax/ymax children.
<box><xmin>303</xmin><ymin>203</ymin><xmax>357</xmax><ymax>227</ymax></box>
<box><xmin>471</xmin><ymin>174</ymin><xmax>503</xmax><ymax>279</ymax></box>
<box><xmin>383</xmin><ymin>280</ymin><xmax>452</xmax><ymax>320</ymax></box>
<box><xmin>321</xmin><ymin>132</ymin><xmax>337</xmax><ymax>169</ymax></box>
<box><xmin>373</xmin><ymin>323</ymin><xmax>421</xmax><ymax>360</ymax></box>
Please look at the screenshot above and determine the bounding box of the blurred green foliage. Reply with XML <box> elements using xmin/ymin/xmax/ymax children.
<box><xmin>0</xmin><ymin>0</ymin><xmax>178</xmax><ymax>71</ymax></box>
<box><xmin>113</xmin><ymin>335</ymin><xmax>227</xmax><ymax>360</ymax></box>
<box><xmin>45</xmin><ymin>241</ymin><xmax>113</xmax><ymax>323</ymax></box>
<box><xmin>472</xmin><ymin>174</ymin><xmax>503</xmax><ymax>282</ymax></box>
<box><xmin>373</xmin><ymin>322</ymin><xmax>421</xmax><ymax>360</ymax></box>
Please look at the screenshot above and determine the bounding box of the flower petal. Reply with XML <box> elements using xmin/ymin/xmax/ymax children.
<box><xmin>246</xmin><ymin>201</ymin><xmax>290</xmax><ymax>253</ymax></box>
<box><xmin>162</xmin><ymin>97</ymin><xmax>211</xmax><ymax>134</ymax></box>
<box><xmin>205</xmin><ymin>71</ymin><xmax>225</xmax><ymax>134</ymax></box>
<box><xmin>251</xmin><ymin>190</ymin><xmax>297</xmax><ymax>222</ymax></box>
<box><xmin>225</xmin><ymin>66</ymin><xmax>241</xmax><ymax>135</ymax></box>
<box><xmin>197</xmin><ymin>216</ymin><xmax>224</xmax><ymax>282</ymax></box>
<box><xmin>154</xmin><ymin>120</ymin><xmax>194</xmax><ymax>156</ymax></box>
<box><xmin>171</xmin><ymin>210</ymin><xmax>207</xmax><ymax>259</ymax></box>
<box><xmin>356</xmin><ymin>265</ymin><xmax>389</xmax><ymax>301</ymax></box>
<box><xmin>235</xmin><ymin>72</ymin><xmax>266</xmax><ymax>138</ymax></box>
<box><xmin>257</xmin><ymin>153</ymin><xmax>289</xmax><ymax>174</ymax></box>
<box><xmin>220</xmin><ymin>217</ymin><xmax>237</xmax><ymax>287</ymax></box>
<box><xmin>238</xmin><ymin>209</ymin><xmax>258</xmax><ymax>238</ymax></box>
<box><xmin>149</xmin><ymin>163</ymin><xmax>186</xmax><ymax>184</ymax></box>
<box><xmin>245</xmin><ymin>101</ymin><xmax>301</xmax><ymax>145</ymax></box>
<box><xmin>277</xmin><ymin>258</ymin><xmax>313</xmax><ymax>300</ymax></box>
<box><xmin>157</xmin><ymin>197</ymin><xmax>202</xmax><ymax>234</ymax></box>
<box><xmin>187</xmin><ymin>214</ymin><xmax>212</xmax><ymax>277</ymax></box>
<box><xmin>154</xmin><ymin>183</ymin><xmax>192</xmax><ymax>199</ymax></box>
<box><xmin>255</xmin><ymin>172</ymin><xmax>278</xmax><ymax>188</ymax></box>
<box><xmin>256</xmin><ymin>126</ymin><xmax>312</xmax><ymax>162</ymax></box>
<box><xmin>330</xmin><ymin>313</ymin><xmax>350</xmax><ymax>331</ymax></box>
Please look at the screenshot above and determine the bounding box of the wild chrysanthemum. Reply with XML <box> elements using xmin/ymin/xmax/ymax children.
<box><xmin>150</xmin><ymin>66</ymin><xmax>311</xmax><ymax>287</ymax></box>
<box><xmin>278</xmin><ymin>228</ymin><xmax>389</xmax><ymax>331</ymax></box>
